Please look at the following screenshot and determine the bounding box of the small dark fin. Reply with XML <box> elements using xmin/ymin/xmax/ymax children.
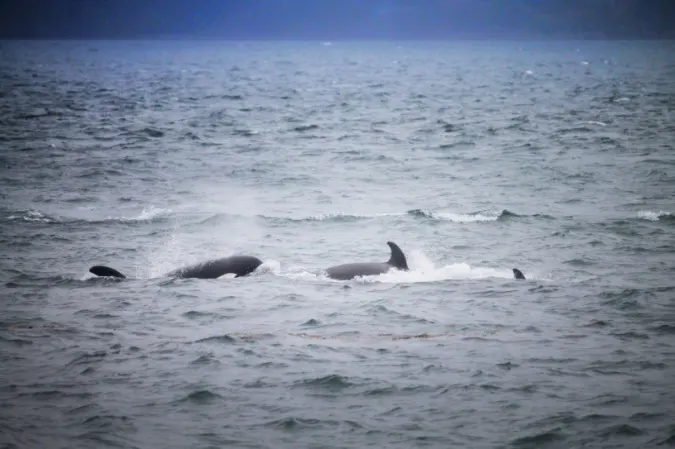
<box><xmin>513</xmin><ymin>268</ymin><xmax>525</xmax><ymax>280</ymax></box>
<box><xmin>90</xmin><ymin>265</ymin><xmax>126</xmax><ymax>279</ymax></box>
<box><xmin>386</xmin><ymin>241</ymin><xmax>409</xmax><ymax>270</ymax></box>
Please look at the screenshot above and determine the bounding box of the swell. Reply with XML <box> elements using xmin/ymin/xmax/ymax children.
<box><xmin>261</xmin><ymin>209</ymin><xmax>553</xmax><ymax>224</ymax></box>
<box><xmin>180</xmin><ymin>208</ymin><xmax>557</xmax><ymax>229</ymax></box>
<box><xmin>406</xmin><ymin>209</ymin><xmax>555</xmax><ymax>223</ymax></box>
<box><xmin>6</xmin><ymin>205</ymin><xmax>668</xmax><ymax>248</ymax></box>
<box><xmin>1</xmin><ymin>207</ymin><xmax>172</xmax><ymax>226</ymax></box>
<box><xmin>6</xmin><ymin>207</ymin><xmax>558</xmax><ymax>230</ymax></box>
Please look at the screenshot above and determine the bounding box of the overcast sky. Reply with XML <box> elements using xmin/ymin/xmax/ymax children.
<box><xmin>2</xmin><ymin>0</ymin><xmax>674</xmax><ymax>40</ymax></box>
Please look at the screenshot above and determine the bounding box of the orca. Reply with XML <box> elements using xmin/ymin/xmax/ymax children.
<box><xmin>89</xmin><ymin>255</ymin><xmax>263</xmax><ymax>280</ymax></box>
<box><xmin>324</xmin><ymin>241</ymin><xmax>409</xmax><ymax>280</ymax></box>
<box><xmin>513</xmin><ymin>268</ymin><xmax>526</xmax><ymax>280</ymax></box>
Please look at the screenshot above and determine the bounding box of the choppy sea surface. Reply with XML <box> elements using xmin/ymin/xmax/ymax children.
<box><xmin>1</xmin><ymin>40</ymin><xmax>675</xmax><ymax>449</ymax></box>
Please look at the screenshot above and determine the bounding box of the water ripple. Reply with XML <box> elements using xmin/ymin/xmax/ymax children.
<box><xmin>2</xmin><ymin>39</ymin><xmax>675</xmax><ymax>449</ymax></box>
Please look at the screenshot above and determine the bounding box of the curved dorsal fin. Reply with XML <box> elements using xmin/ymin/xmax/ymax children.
<box><xmin>386</xmin><ymin>241</ymin><xmax>408</xmax><ymax>270</ymax></box>
<box><xmin>89</xmin><ymin>265</ymin><xmax>126</xmax><ymax>279</ymax></box>
<box><xmin>512</xmin><ymin>268</ymin><xmax>525</xmax><ymax>280</ymax></box>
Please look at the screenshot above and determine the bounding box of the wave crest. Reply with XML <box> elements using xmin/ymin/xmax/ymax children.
<box><xmin>6</xmin><ymin>209</ymin><xmax>58</xmax><ymax>223</ymax></box>
<box><xmin>3</xmin><ymin>206</ymin><xmax>171</xmax><ymax>225</ymax></box>
<box><xmin>104</xmin><ymin>206</ymin><xmax>172</xmax><ymax>223</ymax></box>
<box><xmin>407</xmin><ymin>208</ymin><xmax>516</xmax><ymax>222</ymax></box>
<box><xmin>637</xmin><ymin>210</ymin><xmax>672</xmax><ymax>222</ymax></box>
<box><xmin>258</xmin><ymin>208</ymin><xmax>547</xmax><ymax>224</ymax></box>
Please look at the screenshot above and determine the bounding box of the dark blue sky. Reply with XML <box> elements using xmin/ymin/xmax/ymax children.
<box><xmin>2</xmin><ymin>0</ymin><xmax>674</xmax><ymax>40</ymax></box>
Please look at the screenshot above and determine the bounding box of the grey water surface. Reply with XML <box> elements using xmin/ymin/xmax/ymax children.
<box><xmin>1</xmin><ymin>40</ymin><xmax>675</xmax><ymax>449</ymax></box>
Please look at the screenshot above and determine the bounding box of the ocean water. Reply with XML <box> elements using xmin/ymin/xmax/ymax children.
<box><xmin>1</xmin><ymin>39</ymin><xmax>675</xmax><ymax>449</ymax></box>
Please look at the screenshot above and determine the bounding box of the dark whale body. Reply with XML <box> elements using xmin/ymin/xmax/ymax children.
<box><xmin>324</xmin><ymin>241</ymin><xmax>409</xmax><ymax>280</ymax></box>
<box><xmin>89</xmin><ymin>255</ymin><xmax>263</xmax><ymax>280</ymax></box>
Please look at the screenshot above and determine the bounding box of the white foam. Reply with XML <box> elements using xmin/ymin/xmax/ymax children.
<box><xmin>360</xmin><ymin>262</ymin><xmax>513</xmax><ymax>284</ymax></box>
<box><xmin>432</xmin><ymin>210</ymin><xmax>502</xmax><ymax>223</ymax></box>
<box><xmin>302</xmin><ymin>212</ymin><xmax>404</xmax><ymax>221</ymax></box>
<box><xmin>637</xmin><ymin>210</ymin><xmax>671</xmax><ymax>221</ymax></box>
<box><xmin>7</xmin><ymin>210</ymin><xmax>55</xmax><ymax>223</ymax></box>
<box><xmin>282</xmin><ymin>265</ymin><xmax>330</xmax><ymax>283</ymax></box>
<box><xmin>276</xmin><ymin>250</ymin><xmax>518</xmax><ymax>285</ymax></box>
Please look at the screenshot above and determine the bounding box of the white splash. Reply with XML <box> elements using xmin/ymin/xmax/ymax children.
<box><xmin>114</xmin><ymin>206</ymin><xmax>172</xmax><ymax>222</ymax></box>
<box><xmin>280</xmin><ymin>250</ymin><xmax>520</xmax><ymax>285</ymax></box>
<box><xmin>143</xmin><ymin>218</ymin><xmax>190</xmax><ymax>279</ymax></box>
<box><xmin>255</xmin><ymin>259</ymin><xmax>282</xmax><ymax>276</ymax></box>
<box><xmin>360</xmin><ymin>251</ymin><xmax>514</xmax><ymax>284</ymax></box>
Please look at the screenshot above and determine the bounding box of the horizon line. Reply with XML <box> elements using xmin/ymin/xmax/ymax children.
<box><xmin>2</xmin><ymin>36</ymin><xmax>675</xmax><ymax>42</ymax></box>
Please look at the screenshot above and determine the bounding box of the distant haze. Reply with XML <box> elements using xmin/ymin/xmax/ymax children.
<box><xmin>2</xmin><ymin>0</ymin><xmax>674</xmax><ymax>40</ymax></box>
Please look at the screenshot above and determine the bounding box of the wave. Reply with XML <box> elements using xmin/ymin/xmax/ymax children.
<box><xmin>2</xmin><ymin>206</ymin><xmax>172</xmax><ymax>225</ymax></box>
<box><xmin>258</xmin><ymin>208</ymin><xmax>552</xmax><ymax>224</ymax></box>
<box><xmin>105</xmin><ymin>206</ymin><xmax>171</xmax><ymax>223</ymax></box>
<box><xmin>409</xmin><ymin>208</ymin><xmax>556</xmax><ymax>222</ymax></box>
<box><xmin>264</xmin><ymin>211</ymin><xmax>405</xmax><ymax>223</ymax></box>
<box><xmin>5</xmin><ymin>210</ymin><xmax>57</xmax><ymax>223</ymax></box>
<box><xmin>5</xmin><ymin>206</ymin><xmax>552</xmax><ymax>228</ymax></box>
<box><xmin>7</xmin><ymin>271</ymin><xmax>129</xmax><ymax>287</ymax></box>
<box><xmin>636</xmin><ymin>210</ymin><xmax>673</xmax><ymax>222</ymax></box>
<box><xmin>584</xmin><ymin>120</ymin><xmax>609</xmax><ymax>127</ymax></box>
<box><xmin>408</xmin><ymin>208</ymin><xmax>516</xmax><ymax>222</ymax></box>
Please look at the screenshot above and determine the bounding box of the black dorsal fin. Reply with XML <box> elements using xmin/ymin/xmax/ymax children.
<box><xmin>386</xmin><ymin>241</ymin><xmax>408</xmax><ymax>270</ymax></box>
<box><xmin>512</xmin><ymin>268</ymin><xmax>525</xmax><ymax>280</ymax></box>
<box><xmin>89</xmin><ymin>265</ymin><xmax>126</xmax><ymax>279</ymax></box>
